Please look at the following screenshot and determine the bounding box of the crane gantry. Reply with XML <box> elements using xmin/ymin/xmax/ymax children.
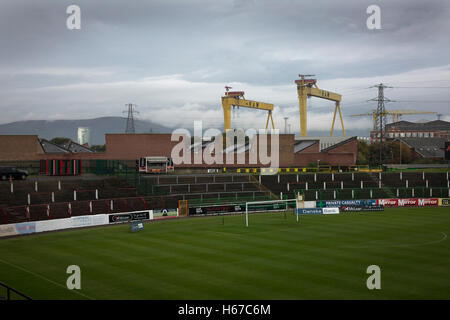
<box><xmin>350</xmin><ymin>109</ymin><xmax>438</xmax><ymax>130</ymax></box>
<box><xmin>221</xmin><ymin>86</ymin><xmax>275</xmax><ymax>132</ymax></box>
<box><xmin>295</xmin><ymin>75</ymin><xmax>345</xmax><ymax>137</ymax></box>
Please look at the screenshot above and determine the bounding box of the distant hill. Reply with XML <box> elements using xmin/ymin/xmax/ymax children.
<box><xmin>0</xmin><ymin>117</ymin><xmax>172</xmax><ymax>145</ymax></box>
<box><xmin>0</xmin><ymin>117</ymin><xmax>371</xmax><ymax>145</ymax></box>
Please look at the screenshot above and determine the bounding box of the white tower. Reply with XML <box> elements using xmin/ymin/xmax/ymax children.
<box><xmin>77</xmin><ymin>127</ymin><xmax>91</xmax><ymax>146</ymax></box>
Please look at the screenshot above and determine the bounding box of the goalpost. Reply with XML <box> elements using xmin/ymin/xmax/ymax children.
<box><xmin>245</xmin><ymin>193</ymin><xmax>304</xmax><ymax>227</ymax></box>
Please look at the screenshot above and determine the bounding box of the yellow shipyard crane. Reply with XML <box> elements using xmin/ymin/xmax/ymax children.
<box><xmin>295</xmin><ymin>75</ymin><xmax>345</xmax><ymax>137</ymax></box>
<box><xmin>221</xmin><ymin>86</ymin><xmax>275</xmax><ymax>132</ymax></box>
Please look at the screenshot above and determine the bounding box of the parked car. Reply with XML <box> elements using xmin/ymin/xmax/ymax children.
<box><xmin>0</xmin><ymin>166</ymin><xmax>28</xmax><ymax>180</ymax></box>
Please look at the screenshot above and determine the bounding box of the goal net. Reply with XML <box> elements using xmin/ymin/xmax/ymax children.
<box><xmin>245</xmin><ymin>193</ymin><xmax>305</xmax><ymax>227</ymax></box>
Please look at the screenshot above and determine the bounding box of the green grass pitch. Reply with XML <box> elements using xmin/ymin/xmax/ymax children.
<box><xmin>1</xmin><ymin>207</ymin><xmax>450</xmax><ymax>300</ymax></box>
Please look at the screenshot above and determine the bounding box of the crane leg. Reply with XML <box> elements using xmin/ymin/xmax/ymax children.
<box><xmin>330</xmin><ymin>104</ymin><xmax>338</xmax><ymax>136</ymax></box>
<box><xmin>222</xmin><ymin>102</ymin><xmax>232</xmax><ymax>132</ymax></box>
<box><xmin>298</xmin><ymin>91</ymin><xmax>307</xmax><ymax>136</ymax></box>
<box><xmin>265</xmin><ymin>112</ymin><xmax>275</xmax><ymax>132</ymax></box>
<box><xmin>338</xmin><ymin>102</ymin><xmax>346</xmax><ymax>136</ymax></box>
<box><xmin>331</xmin><ymin>102</ymin><xmax>346</xmax><ymax>136</ymax></box>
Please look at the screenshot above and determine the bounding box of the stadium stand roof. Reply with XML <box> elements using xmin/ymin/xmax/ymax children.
<box><xmin>397</xmin><ymin>137</ymin><xmax>447</xmax><ymax>158</ymax></box>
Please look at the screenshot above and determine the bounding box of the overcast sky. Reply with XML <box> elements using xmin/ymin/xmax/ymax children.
<box><xmin>1</xmin><ymin>0</ymin><xmax>450</xmax><ymax>135</ymax></box>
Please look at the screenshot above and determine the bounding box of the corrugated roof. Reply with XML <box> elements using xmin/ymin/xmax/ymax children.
<box><xmin>387</xmin><ymin>120</ymin><xmax>450</xmax><ymax>131</ymax></box>
<box><xmin>295</xmin><ymin>136</ymin><xmax>350</xmax><ymax>151</ymax></box>
<box><xmin>188</xmin><ymin>140</ymin><xmax>215</xmax><ymax>153</ymax></box>
<box><xmin>62</xmin><ymin>141</ymin><xmax>94</xmax><ymax>153</ymax></box>
<box><xmin>39</xmin><ymin>139</ymin><xmax>70</xmax><ymax>154</ymax></box>
<box><xmin>294</xmin><ymin>140</ymin><xmax>318</xmax><ymax>153</ymax></box>
<box><xmin>321</xmin><ymin>136</ymin><xmax>357</xmax><ymax>152</ymax></box>
<box><xmin>222</xmin><ymin>142</ymin><xmax>249</xmax><ymax>154</ymax></box>
<box><xmin>398</xmin><ymin>137</ymin><xmax>446</xmax><ymax>158</ymax></box>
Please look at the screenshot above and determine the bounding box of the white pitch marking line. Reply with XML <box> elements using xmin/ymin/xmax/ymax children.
<box><xmin>0</xmin><ymin>258</ymin><xmax>94</xmax><ymax>300</ymax></box>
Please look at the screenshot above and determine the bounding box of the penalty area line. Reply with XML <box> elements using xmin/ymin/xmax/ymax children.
<box><xmin>0</xmin><ymin>257</ymin><xmax>95</xmax><ymax>300</ymax></box>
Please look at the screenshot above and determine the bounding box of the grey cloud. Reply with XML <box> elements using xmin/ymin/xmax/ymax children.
<box><xmin>0</xmin><ymin>0</ymin><xmax>449</xmax><ymax>131</ymax></box>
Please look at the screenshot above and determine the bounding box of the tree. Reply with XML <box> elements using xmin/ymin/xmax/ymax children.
<box><xmin>392</xmin><ymin>141</ymin><xmax>414</xmax><ymax>164</ymax></box>
<box><xmin>367</xmin><ymin>142</ymin><xmax>397</xmax><ymax>166</ymax></box>
<box><xmin>357</xmin><ymin>141</ymin><xmax>370</xmax><ymax>165</ymax></box>
<box><xmin>90</xmin><ymin>144</ymin><xmax>106</xmax><ymax>152</ymax></box>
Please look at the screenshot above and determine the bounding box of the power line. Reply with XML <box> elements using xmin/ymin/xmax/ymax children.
<box><xmin>387</xmin><ymin>79</ymin><xmax>450</xmax><ymax>85</ymax></box>
<box><xmin>393</xmin><ymin>86</ymin><xmax>450</xmax><ymax>89</ymax></box>
<box><xmin>338</xmin><ymin>87</ymin><xmax>371</xmax><ymax>94</ymax></box>
<box><xmin>393</xmin><ymin>100</ymin><xmax>450</xmax><ymax>103</ymax></box>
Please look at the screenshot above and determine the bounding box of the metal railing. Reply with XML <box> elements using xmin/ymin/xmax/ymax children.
<box><xmin>0</xmin><ymin>281</ymin><xmax>32</xmax><ymax>300</ymax></box>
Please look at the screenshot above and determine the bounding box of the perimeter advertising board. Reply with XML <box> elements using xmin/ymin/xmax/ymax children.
<box><xmin>153</xmin><ymin>208</ymin><xmax>178</xmax><ymax>219</ymax></box>
<box><xmin>316</xmin><ymin>200</ymin><xmax>377</xmax><ymax>208</ymax></box>
<box><xmin>190</xmin><ymin>200</ymin><xmax>317</xmax><ymax>215</ymax></box>
<box><xmin>295</xmin><ymin>208</ymin><xmax>340</xmax><ymax>215</ymax></box>
<box><xmin>340</xmin><ymin>205</ymin><xmax>384</xmax><ymax>212</ymax></box>
<box><xmin>377</xmin><ymin>198</ymin><xmax>439</xmax><ymax>207</ymax></box>
<box><xmin>108</xmin><ymin>211</ymin><xmax>151</xmax><ymax>223</ymax></box>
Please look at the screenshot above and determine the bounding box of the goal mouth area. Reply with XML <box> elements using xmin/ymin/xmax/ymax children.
<box><xmin>245</xmin><ymin>199</ymin><xmax>300</xmax><ymax>227</ymax></box>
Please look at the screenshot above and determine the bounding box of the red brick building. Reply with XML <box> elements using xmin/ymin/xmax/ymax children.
<box><xmin>0</xmin><ymin>133</ymin><xmax>357</xmax><ymax>168</ymax></box>
<box><xmin>293</xmin><ymin>137</ymin><xmax>357</xmax><ymax>167</ymax></box>
<box><xmin>370</xmin><ymin>120</ymin><xmax>450</xmax><ymax>143</ymax></box>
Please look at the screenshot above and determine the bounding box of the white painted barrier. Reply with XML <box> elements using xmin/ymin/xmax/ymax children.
<box><xmin>0</xmin><ymin>214</ymin><xmax>109</xmax><ymax>238</ymax></box>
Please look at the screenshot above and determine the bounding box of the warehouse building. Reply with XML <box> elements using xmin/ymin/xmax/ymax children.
<box><xmin>370</xmin><ymin>120</ymin><xmax>450</xmax><ymax>143</ymax></box>
<box><xmin>396</xmin><ymin>137</ymin><xmax>447</xmax><ymax>159</ymax></box>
